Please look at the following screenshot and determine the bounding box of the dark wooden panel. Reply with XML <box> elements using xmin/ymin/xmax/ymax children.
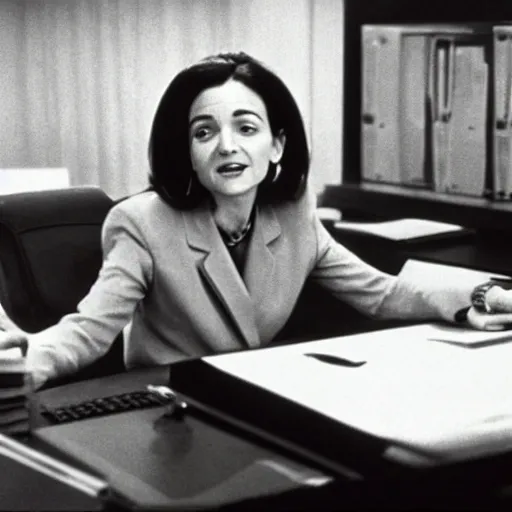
<box><xmin>321</xmin><ymin>183</ymin><xmax>512</xmax><ymax>234</ymax></box>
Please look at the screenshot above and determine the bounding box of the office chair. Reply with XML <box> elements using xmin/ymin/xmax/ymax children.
<box><xmin>0</xmin><ymin>187</ymin><xmax>125</xmax><ymax>387</ymax></box>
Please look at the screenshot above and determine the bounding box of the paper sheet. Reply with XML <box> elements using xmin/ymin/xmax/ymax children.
<box><xmin>425</xmin><ymin>323</ymin><xmax>512</xmax><ymax>347</ymax></box>
<box><xmin>0</xmin><ymin>168</ymin><xmax>69</xmax><ymax>195</ymax></box>
<box><xmin>402</xmin><ymin>258</ymin><xmax>509</xmax><ymax>280</ymax></box>
<box><xmin>399</xmin><ymin>259</ymin><xmax>510</xmax><ymax>305</ymax></box>
<box><xmin>205</xmin><ymin>324</ymin><xmax>512</xmax><ymax>462</ymax></box>
<box><xmin>333</xmin><ymin>218</ymin><xmax>464</xmax><ymax>241</ymax></box>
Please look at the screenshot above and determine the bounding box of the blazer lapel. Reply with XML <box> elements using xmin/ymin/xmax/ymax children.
<box><xmin>243</xmin><ymin>205</ymin><xmax>281</xmax><ymax>304</ymax></box>
<box><xmin>183</xmin><ymin>206</ymin><xmax>260</xmax><ymax>348</ymax></box>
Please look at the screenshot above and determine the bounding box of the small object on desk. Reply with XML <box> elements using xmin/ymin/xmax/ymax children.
<box><xmin>304</xmin><ymin>353</ymin><xmax>367</xmax><ymax>368</ymax></box>
<box><xmin>41</xmin><ymin>389</ymin><xmax>175</xmax><ymax>424</ymax></box>
<box><xmin>162</xmin><ymin>397</ymin><xmax>188</xmax><ymax>420</ymax></box>
<box><xmin>147</xmin><ymin>384</ymin><xmax>188</xmax><ymax>419</ymax></box>
<box><xmin>146</xmin><ymin>384</ymin><xmax>176</xmax><ymax>399</ymax></box>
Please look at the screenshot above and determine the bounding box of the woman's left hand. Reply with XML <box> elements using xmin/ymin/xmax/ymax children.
<box><xmin>466</xmin><ymin>285</ymin><xmax>512</xmax><ymax>331</ymax></box>
<box><xmin>467</xmin><ymin>306</ymin><xmax>512</xmax><ymax>331</ymax></box>
<box><xmin>486</xmin><ymin>285</ymin><xmax>512</xmax><ymax>314</ymax></box>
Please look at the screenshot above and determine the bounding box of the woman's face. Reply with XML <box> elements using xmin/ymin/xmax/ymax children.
<box><xmin>188</xmin><ymin>79</ymin><xmax>284</xmax><ymax>203</ymax></box>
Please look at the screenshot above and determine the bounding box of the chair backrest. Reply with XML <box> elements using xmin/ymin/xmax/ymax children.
<box><xmin>0</xmin><ymin>187</ymin><xmax>124</xmax><ymax>383</ymax></box>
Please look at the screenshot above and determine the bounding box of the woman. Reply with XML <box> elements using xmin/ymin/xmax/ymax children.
<box><xmin>1</xmin><ymin>52</ymin><xmax>512</xmax><ymax>389</ymax></box>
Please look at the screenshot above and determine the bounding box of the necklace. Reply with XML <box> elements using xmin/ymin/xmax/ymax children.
<box><xmin>221</xmin><ymin>219</ymin><xmax>253</xmax><ymax>247</ymax></box>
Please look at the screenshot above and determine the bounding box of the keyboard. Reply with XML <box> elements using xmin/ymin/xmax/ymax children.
<box><xmin>40</xmin><ymin>390</ymin><xmax>175</xmax><ymax>424</ymax></box>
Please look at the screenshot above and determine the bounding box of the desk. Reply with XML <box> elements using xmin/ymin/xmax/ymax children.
<box><xmin>11</xmin><ymin>348</ymin><xmax>509</xmax><ymax>510</ymax></box>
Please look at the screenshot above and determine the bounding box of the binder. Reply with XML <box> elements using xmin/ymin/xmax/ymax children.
<box><xmin>493</xmin><ymin>26</ymin><xmax>512</xmax><ymax>200</ymax></box>
<box><xmin>400</xmin><ymin>34</ymin><xmax>429</xmax><ymax>187</ymax></box>
<box><xmin>430</xmin><ymin>35</ymin><xmax>488</xmax><ymax>197</ymax></box>
<box><xmin>450</xmin><ymin>43</ymin><xmax>488</xmax><ymax>196</ymax></box>
<box><xmin>361</xmin><ymin>25</ymin><xmax>423</xmax><ymax>186</ymax></box>
<box><xmin>361</xmin><ymin>25</ymin><xmax>483</xmax><ymax>190</ymax></box>
<box><xmin>430</xmin><ymin>37</ymin><xmax>455</xmax><ymax>194</ymax></box>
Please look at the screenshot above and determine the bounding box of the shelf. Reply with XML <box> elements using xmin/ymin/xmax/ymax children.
<box><xmin>337</xmin><ymin>1</ymin><xmax>512</xmax><ymax>237</ymax></box>
<box><xmin>320</xmin><ymin>183</ymin><xmax>512</xmax><ymax>233</ymax></box>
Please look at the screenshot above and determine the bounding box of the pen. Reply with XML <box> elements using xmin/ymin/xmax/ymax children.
<box><xmin>0</xmin><ymin>433</ymin><xmax>108</xmax><ymax>498</ymax></box>
<box><xmin>304</xmin><ymin>353</ymin><xmax>366</xmax><ymax>368</ymax></box>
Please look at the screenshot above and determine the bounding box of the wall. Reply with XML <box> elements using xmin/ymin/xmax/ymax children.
<box><xmin>0</xmin><ymin>1</ymin><xmax>25</xmax><ymax>168</ymax></box>
<box><xmin>0</xmin><ymin>0</ymin><xmax>343</xmax><ymax>199</ymax></box>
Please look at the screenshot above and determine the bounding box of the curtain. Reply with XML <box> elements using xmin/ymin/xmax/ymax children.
<box><xmin>1</xmin><ymin>0</ymin><xmax>342</xmax><ymax>199</ymax></box>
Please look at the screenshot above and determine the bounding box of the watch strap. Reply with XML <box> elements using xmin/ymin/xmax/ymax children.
<box><xmin>471</xmin><ymin>281</ymin><xmax>496</xmax><ymax>313</ymax></box>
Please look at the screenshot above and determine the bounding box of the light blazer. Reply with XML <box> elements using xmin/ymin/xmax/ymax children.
<box><xmin>27</xmin><ymin>189</ymin><xmax>476</xmax><ymax>388</ymax></box>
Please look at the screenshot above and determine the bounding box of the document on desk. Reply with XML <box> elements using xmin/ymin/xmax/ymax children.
<box><xmin>204</xmin><ymin>323</ymin><xmax>512</xmax><ymax>463</ymax></box>
<box><xmin>425</xmin><ymin>323</ymin><xmax>512</xmax><ymax>348</ymax></box>
<box><xmin>333</xmin><ymin>218</ymin><xmax>465</xmax><ymax>242</ymax></box>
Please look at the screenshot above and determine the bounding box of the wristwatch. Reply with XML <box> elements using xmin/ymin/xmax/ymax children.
<box><xmin>470</xmin><ymin>281</ymin><xmax>496</xmax><ymax>313</ymax></box>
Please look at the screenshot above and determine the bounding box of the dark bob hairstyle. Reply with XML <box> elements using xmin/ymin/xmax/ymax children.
<box><xmin>148</xmin><ymin>52</ymin><xmax>310</xmax><ymax>209</ymax></box>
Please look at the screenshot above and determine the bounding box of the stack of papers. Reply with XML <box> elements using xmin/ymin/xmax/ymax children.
<box><xmin>0</xmin><ymin>348</ymin><xmax>31</xmax><ymax>436</ymax></box>
<box><xmin>333</xmin><ymin>218</ymin><xmax>465</xmax><ymax>242</ymax></box>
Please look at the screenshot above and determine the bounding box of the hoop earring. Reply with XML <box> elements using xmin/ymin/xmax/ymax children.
<box><xmin>273</xmin><ymin>163</ymin><xmax>282</xmax><ymax>182</ymax></box>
